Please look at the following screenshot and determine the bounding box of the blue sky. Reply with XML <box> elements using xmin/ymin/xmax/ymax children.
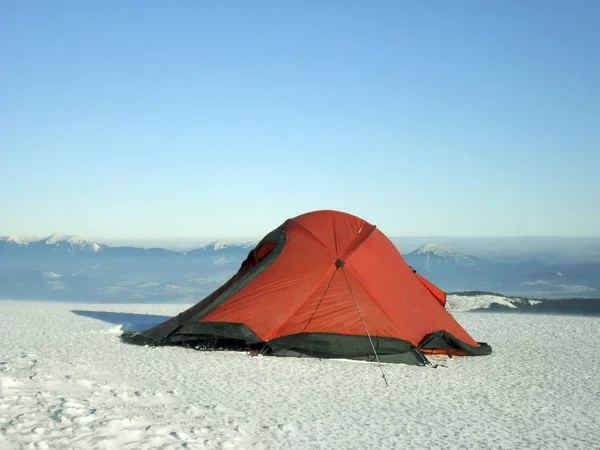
<box><xmin>1</xmin><ymin>1</ymin><xmax>598</xmax><ymax>240</ymax></box>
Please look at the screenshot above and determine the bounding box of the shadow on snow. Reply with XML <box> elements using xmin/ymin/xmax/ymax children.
<box><xmin>71</xmin><ymin>310</ymin><xmax>171</xmax><ymax>333</ymax></box>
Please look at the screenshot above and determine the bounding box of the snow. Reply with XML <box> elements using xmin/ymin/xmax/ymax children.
<box><xmin>44</xmin><ymin>234</ymin><xmax>102</xmax><ymax>252</ymax></box>
<box><xmin>447</xmin><ymin>294</ymin><xmax>519</xmax><ymax>311</ymax></box>
<box><xmin>42</xmin><ymin>271</ymin><xmax>63</xmax><ymax>279</ymax></box>
<box><xmin>4</xmin><ymin>236</ymin><xmax>39</xmax><ymax>246</ymax></box>
<box><xmin>2</xmin><ymin>234</ymin><xmax>102</xmax><ymax>252</ymax></box>
<box><xmin>447</xmin><ymin>294</ymin><xmax>543</xmax><ymax>311</ymax></box>
<box><xmin>1</xmin><ymin>301</ymin><xmax>599</xmax><ymax>449</ymax></box>
<box><xmin>412</xmin><ymin>243</ymin><xmax>469</xmax><ymax>259</ymax></box>
<box><xmin>212</xmin><ymin>241</ymin><xmax>229</xmax><ymax>251</ymax></box>
<box><xmin>208</xmin><ymin>241</ymin><xmax>257</xmax><ymax>252</ymax></box>
<box><xmin>409</xmin><ymin>243</ymin><xmax>477</xmax><ymax>265</ymax></box>
<box><xmin>415</xmin><ymin>243</ymin><xmax>455</xmax><ymax>256</ymax></box>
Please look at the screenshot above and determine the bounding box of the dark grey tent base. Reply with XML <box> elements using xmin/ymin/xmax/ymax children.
<box><xmin>122</xmin><ymin>326</ymin><xmax>491</xmax><ymax>366</ymax></box>
<box><xmin>266</xmin><ymin>333</ymin><xmax>429</xmax><ymax>365</ymax></box>
<box><xmin>419</xmin><ymin>330</ymin><xmax>493</xmax><ymax>356</ymax></box>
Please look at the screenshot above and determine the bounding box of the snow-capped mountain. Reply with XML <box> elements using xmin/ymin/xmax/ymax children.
<box><xmin>1</xmin><ymin>235</ymin><xmax>598</xmax><ymax>303</ymax></box>
<box><xmin>204</xmin><ymin>240</ymin><xmax>257</xmax><ymax>252</ymax></box>
<box><xmin>0</xmin><ymin>234</ymin><xmax>103</xmax><ymax>254</ymax></box>
<box><xmin>403</xmin><ymin>243</ymin><xmax>487</xmax><ymax>291</ymax></box>
<box><xmin>43</xmin><ymin>234</ymin><xmax>102</xmax><ymax>252</ymax></box>
<box><xmin>184</xmin><ymin>241</ymin><xmax>256</xmax><ymax>259</ymax></box>
<box><xmin>401</xmin><ymin>242</ymin><xmax>599</xmax><ymax>298</ymax></box>
<box><xmin>0</xmin><ymin>234</ymin><xmax>257</xmax><ymax>303</ymax></box>
<box><xmin>406</xmin><ymin>243</ymin><xmax>480</xmax><ymax>268</ymax></box>
<box><xmin>4</xmin><ymin>235</ymin><xmax>40</xmax><ymax>246</ymax></box>
<box><xmin>0</xmin><ymin>235</ymin><xmax>258</xmax><ymax>260</ymax></box>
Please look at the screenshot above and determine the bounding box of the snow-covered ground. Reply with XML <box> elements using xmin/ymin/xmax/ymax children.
<box><xmin>1</xmin><ymin>301</ymin><xmax>599</xmax><ymax>450</ymax></box>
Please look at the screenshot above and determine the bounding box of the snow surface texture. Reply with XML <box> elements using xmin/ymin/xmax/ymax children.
<box><xmin>1</xmin><ymin>302</ymin><xmax>599</xmax><ymax>450</ymax></box>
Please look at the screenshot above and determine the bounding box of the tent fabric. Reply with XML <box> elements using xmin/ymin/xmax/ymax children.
<box><xmin>415</xmin><ymin>272</ymin><xmax>447</xmax><ymax>307</ymax></box>
<box><xmin>137</xmin><ymin>210</ymin><xmax>491</xmax><ymax>364</ymax></box>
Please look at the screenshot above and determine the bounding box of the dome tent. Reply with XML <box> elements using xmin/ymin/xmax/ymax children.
<box><xmin>130</xmin><ymin>210</ymin><xmax>491</xmax><ymax>365</ymax></box>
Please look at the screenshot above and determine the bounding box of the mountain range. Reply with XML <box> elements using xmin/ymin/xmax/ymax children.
<box><xmin>404</xmin><ymin>243</ymin><xmax>599</xmax><ymax>298</ymax></box>
<box><xmin>1</xmin><ymin>234</ymin><xmax>598</xmax><ymax>303</ymax></box>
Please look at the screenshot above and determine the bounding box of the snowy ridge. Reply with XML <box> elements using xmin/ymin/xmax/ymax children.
<box><xmin>1</xmin><ymin>234</ymin><xmax>102</xmax><ymax>252</ymax></box>
<box><xmin>43</xmin><ymin>234</ymin><xmax>102</xmax><ymax>252</ymax></box>
<box><xmin>414</xmin><ymin>243</ymin><xmax>460</xmax><ymax>257</ymax></box>
<box><xmin>407</xmin><ymin>243</ymin><xmax>478</xmax><ymax>266</ymax></box>
<box><xmin>447</xmin><ymin>293</ymin><xmax>542</xmax><ymax>312</ymax></box>
<box><xmin>4</xmin><ymin>235</ymin><xmax>39</xmax><ymax>245</ymax></box>
<box><xmin>206</xmin><ymin>240</ymin><xmax>257</xmax><ymax>251</ymax></box>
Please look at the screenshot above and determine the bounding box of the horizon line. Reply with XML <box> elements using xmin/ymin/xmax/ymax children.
<box><xmin>3</xmin><ymin>234</ymin><xmax>600</xmax><ymax>241</ymax></box>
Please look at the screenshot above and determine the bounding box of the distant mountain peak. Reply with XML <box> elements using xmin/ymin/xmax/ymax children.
<box><xmin>45</xmin><ymin>234</ymin><xmax>84</xmax><ymax>244</ymax></box>
<box><xmin>205</xmin><ymin>240</ymin><xmax>257</xmax><ymax>251</ymax></box>
<box><xmin>5</xmin><ymin>235</ymin><xmax>39</xmax><ymax>246</ymax></box>
<box><xmin>212</xmin><ymin>241</ymin><xmax>232</xmax><ymax>251</ymax></box>
<box><xmin>1</xmin><ymin>234</ymin><xmax>103</xmax><ymax>253</ymax></box>
<box><xmin>406</xmin><ymin>242</ymin><xmax>479</xmax><ymax>269</ymax></box>
<box><xmin>413</xmin><ymin>243</ymin><xmax>458</xmax><ymax>257</ymax></box>
<box><xmin>42</xmin><ymin>234</ymin><xmax>102</xmax><ymax>252</ymax></box>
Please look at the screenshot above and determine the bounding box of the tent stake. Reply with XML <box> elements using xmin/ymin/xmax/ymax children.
<box><xmin>342</xmin><ymin>267</ymin><xmax>389</xmax><ymax>387</ymax></box>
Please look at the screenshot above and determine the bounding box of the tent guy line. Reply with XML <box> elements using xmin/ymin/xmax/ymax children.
<box><xmin>340</xmin><ymin>262</ymin><xmax>389</xmax><ymax>386</ymax></box>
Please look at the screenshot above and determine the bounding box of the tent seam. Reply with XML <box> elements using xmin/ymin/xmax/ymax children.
<box><xmin>288</xmin><ymin>219</ymin><xmax>337</xmax><ymax>258</ymax></box>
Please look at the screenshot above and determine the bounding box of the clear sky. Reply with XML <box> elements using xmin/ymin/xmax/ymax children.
<box><xmin>1</xmin><ymin>1</ymin><xmax>599</xmax><ymax>240</ymax></box>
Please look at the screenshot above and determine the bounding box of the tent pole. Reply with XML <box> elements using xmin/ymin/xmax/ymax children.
<box><xmin>341</xmin><ymin>267</ymin><xmax>389</xmax><ymax>387</ymax></box>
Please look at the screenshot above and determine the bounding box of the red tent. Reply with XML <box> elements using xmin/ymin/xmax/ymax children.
<box><xmin>138</xmin><ymin>210</ymin><xmax>491</xmax><ymax>365</ymax></box>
